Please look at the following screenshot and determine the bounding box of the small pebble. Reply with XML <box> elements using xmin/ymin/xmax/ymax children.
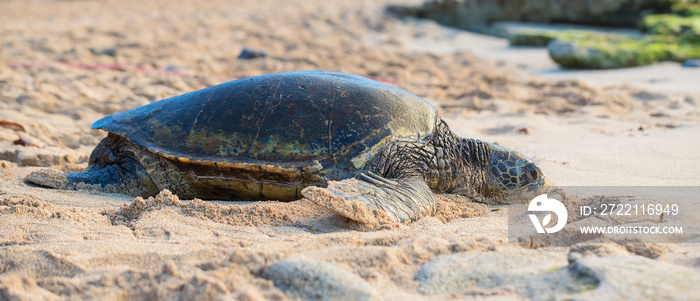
<box><xmin>89</xmin><ymin>47</ymin><xmax>118</xmax><ymax>57</ymax></box>
<box><xmin>238</xmin><ymin>48</ymin><xmax>268</xmax><ymax>59</ymax></box>
<box><xmin>13</xmin><ymin>138</ymin><xmax>37</xmax><ymax>147</ymax></box>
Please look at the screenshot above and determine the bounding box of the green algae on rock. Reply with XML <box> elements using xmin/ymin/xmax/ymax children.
<box><xmin>548</xmin><ymin>34</ymin><xmax>670</xmax><ymax>69</ymax></box>
<box><xmin>508</xmin><ymin>30</ymin><xmax>559</xmax><ymax>47</ymax></box>
<box><xmin>505</xmin><ymin>22</ymin><xmax>700</xmax><ymax>69</ymax></box>
<box><xmin>546</xmin><ymin>33</ymin><xmax>700</xmax><ymax>69</ymax></box>
<box><xmin>391</xmin><ymin>0</ymin><xmax>700</xmax><ymax>69</ymax></box>
<box><xmin>638</xmin><ymin>13</ymin><xmax>700</xmax><ymax>43</ymax></box>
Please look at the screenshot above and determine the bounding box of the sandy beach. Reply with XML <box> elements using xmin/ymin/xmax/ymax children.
<box><xmin>1</xmin><ymin>0</ymin><xmax>699</xmax><ymax>300</ymax></box>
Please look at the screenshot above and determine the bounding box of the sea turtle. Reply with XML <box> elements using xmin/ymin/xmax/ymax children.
<box><xmin>26</xmin><ymin>71</ymin><xmax>544</xmax><ymax>223</ymax></box>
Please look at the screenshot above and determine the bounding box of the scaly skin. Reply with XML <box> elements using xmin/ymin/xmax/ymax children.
<box><xmin>304</xmin><ymin>118</ymin><xmax>544</xmax><ymax>223</ymax></box>
<box><xmin>366</xmin><ymin>118</ymin><xmax>542</xmax><ymax>201</ymax></box>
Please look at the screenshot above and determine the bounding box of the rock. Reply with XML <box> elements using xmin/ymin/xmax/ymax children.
<box><xmin>639</xmin><ymin>14</ymin><xmax>700</xmax><ymax>43</ymax></box>
<box><xmin>547</xmin><ymin>39</ymin><xmax>601</xmax><ymax>69</ymax></box>
<box><xmin>547</xmin><ymin>38</ymin><xmax>667</xmax><ymax>69</ymax></box>
<box><xmin>262</xmin><ymin>258</ymin><xmax>382</xmax><ymax>301</ymax></box>
<box><xmin>238</xmin><ymin>48</ymin><xmax>268</xmax><ymax>60</ymax></box>
<box><xmin>682</xmin><ymin>59</ymin><xmax>700</xmax><ymax>67</ymax></box>
<box><xmin>394</xmin><ymin>0</ymin><xmax>700</xmax><ymax>69</ymax></box>
<box><xmin>89</xmin><ymin>46</ymin><xmax>117</xmax><ymax>57</ymax></box>
<box><xmin>391</xmin><ymin>0</ymin><xmax>677</xmax><ymax>30</ymax></box>
<box><xmin>12</xmin><ymin>138</ymin><xmax>37</xmax><ymax>147</ymax></box>
<box><xmin>508</xmin><ymin>31</ymin><xmax>558</xmax><ymax>47</ymax></box>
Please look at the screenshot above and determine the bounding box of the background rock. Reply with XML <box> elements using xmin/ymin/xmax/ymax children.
<box><xmin>391</xmin><ymin>0</ymin><xmax>681</xmax><ymax>30</ymax></box>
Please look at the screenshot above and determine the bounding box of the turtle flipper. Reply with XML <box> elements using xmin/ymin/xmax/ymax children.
<box><xmin>24</xmin><ymin>160</ymin><xmax>159</xmax><ymax>197</ymax></box>
<box><xmin>24</xmin><ymin>134</ymin><xmax>160</xmax><ymax>197</ymax></box>
<box><xmin>302</xmin><ymin>172</ymin><xmax>436</xmax><ymax>224</ymax></box>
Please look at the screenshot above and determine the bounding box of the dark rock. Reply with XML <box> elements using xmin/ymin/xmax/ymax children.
<box><xmin>682</xmin><ymin>59</ymin><xmax>700</xmax><ymax>67</ymax></box>
<box><xmin>391</xmin><ymin>0</ymin><xmax>676</xmax><ymax>30</ymax></box>
<box><xmin>238</xmin><ymin>48</ymin><xmax>268</xmax><ymax>59</ymax></box>
<box><xmin>13</xmin><ymin>138</ymin><xmax>37</xmax><ymax>147</ymax></box>
<box><xmin>89</xmin><ymin>47</ymin><xmax>117</xmax><ymax>57</ymax></box>
<box><xmin>547</xmin><ymin>37</ymin><xmax>668</xmax><ymax>69</ymax></box>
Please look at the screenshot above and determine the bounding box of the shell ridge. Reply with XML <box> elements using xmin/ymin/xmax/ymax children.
<box><xmin>187</xmin><ymin>84</ymin><xmax>219</xmax><ymax>138</ymax></box>
<box><xmin>244</xmin><ymin>74</ymin><xmax>286</xmax><ymax>156</ymax></box>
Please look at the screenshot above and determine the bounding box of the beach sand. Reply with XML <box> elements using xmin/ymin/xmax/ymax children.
<box><xmin>1</xmin><ymin>0</ymin><xmax>699</xmax><ymax>299</ymax></box>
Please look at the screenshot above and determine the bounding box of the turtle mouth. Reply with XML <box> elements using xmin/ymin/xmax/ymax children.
<box><xmin>525</xmin><ymin>176</ymin><xmax>546</xmax><ymax>193</ymax></box>
<box><xmin>506</xmin><ymin>176</ymin><xmax>546</xmax><ymax>201</ymax></box>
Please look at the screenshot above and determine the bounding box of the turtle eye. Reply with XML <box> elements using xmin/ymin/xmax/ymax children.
<box><xmin>526</xmin><ymin>164</ymin><xmax>539</xmax><ymax>181</ymax></box>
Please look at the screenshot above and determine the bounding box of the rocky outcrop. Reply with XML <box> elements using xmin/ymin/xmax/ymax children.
<box><xmin>390</xmin><ymin>0</ymin><xmax>679</xmax><ymax>30</ymax></box>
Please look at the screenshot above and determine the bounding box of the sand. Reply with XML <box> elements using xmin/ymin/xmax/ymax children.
<box><xmin>1</xmin><ymin>0</ymin><xmax>699</xmax><ymax>300</ymax></box>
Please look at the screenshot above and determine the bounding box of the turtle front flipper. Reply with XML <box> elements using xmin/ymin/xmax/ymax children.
<box><xmin>302</xmin><ymin>172</ymin><xmax>436</xmax><ymax>224</ymax></box>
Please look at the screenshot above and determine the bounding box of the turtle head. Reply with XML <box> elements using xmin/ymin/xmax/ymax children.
<box><xmin>484</xmin><ymin>143</ymin><xmax>544</xmax><ymax>200</ymax></box>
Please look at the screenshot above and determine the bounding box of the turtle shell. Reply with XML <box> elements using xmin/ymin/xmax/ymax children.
<box><xmin>92</xmin><ymin>70</ymin><xmax>437</xmax><ymax>179</ymax></box>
